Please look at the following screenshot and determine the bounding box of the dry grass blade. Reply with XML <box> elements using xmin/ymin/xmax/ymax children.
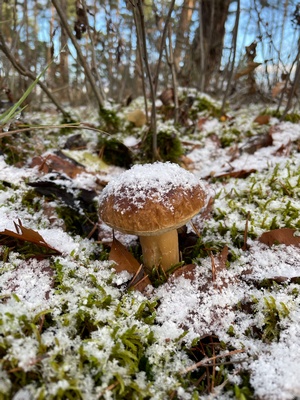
<box><xmin>0</xmin><ymin>123</ymin><xmax>109</xmax><ymax>139</ymax></box>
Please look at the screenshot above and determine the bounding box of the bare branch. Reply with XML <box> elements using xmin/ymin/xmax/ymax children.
<box><xmin>0</xmin><ymin>30</ymin><xmax>70</xmax><ymax>118</ymax></box>
<box><xmin>51</xmin><ymin>0</ymin><xmax>105</xmax><ymax>109</ymax></box>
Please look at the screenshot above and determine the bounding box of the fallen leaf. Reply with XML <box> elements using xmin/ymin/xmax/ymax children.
<box><xmin>180</xmin><ymin>155</ymin><xmax>194</xmax><ymax>169</ymax></box>
<box><xmin>197</xmin><ymin>117</ymin><xmax>208</xmax><ymax>130</ymax></box>
<box><xmin>62</xmin><ymin>150</ymin><xmax>108</xmax><ymax>172</ymax></box>
<box><xmin>211</xmin><ymin>246</ymin><xmax>229</xmax><ymax>289</ymax></box>
<box><xmin>159</xmin><ymin>88</ymin><xmax>174</xmax><ymax>105</ymax></box>
<box><xmin>273</xmin><ymin>140</ymin><xmax>291</xmax><ymax>156</ymax></box>
<box><xmin>215</xmin><ymin>246</ymin><xmax>229</xmax><ymax>275</ymax></box>
<box><xmin>258</xmin><ymin>228</ymin><xmax>300</xmax><ymax>247</ymax></box>
<box><xmin>253</xmin><ymin>114</ymin><xmax>270</xmax><ymax>125</ymax></box>
<box><xmin>126</xmin><ymin>109</ymin><xmax>147</xmax><ymax>127</ymax></box>
<box><xmin>5</xmin><ymin>259</ymin><xmax>54</xmax><ymax>300</ymax></box>
<box><xmin>242</xmin><ymin>132</ymin><xmax>273</xmax><ymax>154</ymax></box>
<box><xmin>109</xmin><ymin>236</ymin><xmax>141</xmax><ymax>275</ymax></box>
<box><xmin>30</xmin><ymin>153</ymin><xmax>85</xmax><ymax>178</ymax></box>
<box><xmin>0</xmin><ymin>219</ymin><xmax>61</xmax><ymax>254</ymax></box>
<box><xmin>214</xmin><ymin>169</ymin><xmax>256</xmax><ymax>179</ymax></box>
<box><xmin>172</xmin><ymin>264</ymin><xmax>197</xmax><ymax>280</ymax></box>
<box><xmin>109</xmin><ymin>237</ymin><xmax>151</xmax><ymax>292</ymax></box>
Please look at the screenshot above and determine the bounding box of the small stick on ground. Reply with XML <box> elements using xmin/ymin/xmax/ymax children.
<box><xmin>242</xmin><ymin>211</ymin><xmax>251</xmax><ymax>251</ymax></box>
<box><xmin>181</xmin><ymin>348</ymin><xmax>245</xmax><ymax>374</ymax></box>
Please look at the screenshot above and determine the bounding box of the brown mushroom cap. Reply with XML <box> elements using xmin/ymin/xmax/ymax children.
<box><xmin>99</xmin><ymin>162</ymin><xmax>207</xmax><ymax>236</ymax></box>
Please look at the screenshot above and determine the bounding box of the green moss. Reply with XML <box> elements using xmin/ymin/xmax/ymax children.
<box><xmin>0</xmin><ymin>136</ymin><xmax>28</xmax><ymax>165</ymax></box>
<box><xmin>219</xmin><ymin>128</ymin><xmax>242</xmax><ymax>148</ymax></box>
<box><xmin>191</xmin><ymin>96</ymin><xmax>222</xmax><ymax>118</ymax></box>
<box><xmin>260</xmin><ymin>296</ymin><xmax>290</xmax><ymax>343</ymax></box>
<box><xmin>59</xmin><ymin>115</ymin><xmax>79</xmax><ymax>135</ymax></box>
<box><xmin>21</xmin><ymin>190</ymin><xmax>42</xmax><ymax>213</ymax></box>
<box><xmin>141</xmin><ymin>130</ymin><xmax>183</xmax><ymax>163</ymax></box>
<box><xmin>55</xmin><ymin>204</ymin><xmax>97</xmax><ymax>238</ymax></box>
<box><xmin>263</xmin><ymin>109</ymin><xmax>300</xmax><ymax>123</ymax></box>
<box><xmin>97</xmin><ymin>137</ymin><xmax>133</xmax><ymax>168</ymax></box>
<box><xmin>207</xmin><ymin>161</ymin><xmax>300</xmax><ymax>249</ymax></box>
<box><xmin>99</xmin><ymin>106</ymin><xmax>121</xmax><ymax>133</ymax></box>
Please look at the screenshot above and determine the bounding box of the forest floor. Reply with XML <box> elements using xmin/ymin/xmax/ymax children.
<box><xmin>0</xmin><ymin>90</ymin><xmax>300</xmax><ymax>399</ymax></box>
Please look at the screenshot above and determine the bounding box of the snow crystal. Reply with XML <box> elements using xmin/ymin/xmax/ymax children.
<box><xmin>0</xmin><ymin>258</ymin><xmax>53</xmax><ymax>307</ymax></box>
<box><xmin>249</xmin><ymin>321</ymin><xmax>300</xmax><ymax>400</ymax></box>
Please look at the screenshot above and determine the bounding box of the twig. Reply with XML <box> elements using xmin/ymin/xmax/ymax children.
<box><xmin>280</xmin><ymin>44</ymin><xmax>300</xmax><ymax>119</ymax></box>
<box><xmin>221</xmin><ymin>0</ymin><xmax>240</xmax><ymax>113</ymax></box>
<box><xmin>0</xmin><ymin>30</ymin><xmax>70</xmax><ymax>118</ymax></box>
<box><xmin>181</xmin><ymin>348</ymin><xmax>245</xmax><ymax>374</ymax></box>
<box><xmin>153</xmin><ymin>0</ymin><xmax>176</xmax><ymax>94</ymax></box>
<box><xmin>0</xmin><ymin>123</ymin><xmax>109</xmax><ymax>139</ymax></box>
<box><xmin>135</xmin><ymin>0</ymin><xmax>158</xmax><ymax>160</ymax></box>
<box><xmin>81</xmin><ymin>0</ymin><xmax>106</xmax><ymax>102</ymax></box>
<box><xmin>242</xmin><ymin>211</ymin><xmax>251</xmax><ymax>251</ymax></box>
<box><xmin>166</xmin><ymin>25</ymin><xmax>179</xmax><ymax>124</ymax></box>
<box><xmin>51</xmin><ymin>0</ymin><xmax>105</xmax><ymax>109</ymax></box>
<box><xmin>209</xmin><ymin>251</ymin><xmax>216</xmax><ymax>282</ymax></box>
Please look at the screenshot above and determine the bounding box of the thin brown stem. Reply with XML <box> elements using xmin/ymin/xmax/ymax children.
<box><xmin>135</xmin><ymin>0</ymin><xmax>158</xmax><ymax>160</ymax></box>
<box><xmin>51</xmin><ymin>0</ymin><xmax>105</xmax><ymax>109</ymax></box>
<box><xmin>167</xmin><ymin>25</ymin><xmax>179</xmax><ymax>124</ymax></box>
<box><xmin>0</xmin><ymin>30</ymin><xmax>70</xmax><ymax>118</ymax></box>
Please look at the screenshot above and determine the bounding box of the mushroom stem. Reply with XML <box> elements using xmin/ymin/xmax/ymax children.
<box><xmin>139</xmin><ymin>229</ymin><xmax>179</xmax><ymax>272</ymax></box>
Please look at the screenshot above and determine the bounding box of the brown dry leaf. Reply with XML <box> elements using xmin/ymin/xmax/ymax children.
<box><xmin>0</xmin><ymin>219</ymin><xmax>61</xmax><ymax>254</ymax></box>
<box><xmin>242</xmin><ymin>132</ymin><xmax>273</xmax><ymax>154</ymax></box>
<box><xmin>159</xmin><ymin>88</ymin><xmax>174</xmax><ymax>105</ymax></box>
<box><xmin>30</xmin><ymin>154</ymin><xmax>85</xmax><ymax>178</ymax></box>
<box><xmin>109</xmin><ymin>236</ymin><xmax>141</xmax><ymax>274</ymax></box>
<box><xmin>214</xmin><ymin>169</ymin><xmax>256</xmax><ymax>179</ymax></box>
<box><xmin>126</xmin><ymin>110</ymin><xmax>147</xmax><ymax>127</ymax></box>
<box><xmin>172</xmin><ymin>264</ymin><xmax>197</xmax><ymax>281</ymax></box>
<box><xmin>258</xmin><ymin>228</ymin><xmax>300</xmax><ymax>247</ymax></box>
<box><xmin>180</xmin><ymin>155</ymin><xmax>194</xmax><ymax>170</ymax></box>
<box><xmin>197</xmin><ymin>117</ymin><xmax>208</xmax><ymax>130</ymax></box>
<box><xmin>215</xmin><ymin>246</ymin><xmax>229</xmax><ymax>274</ymax></box>
<box><xmin>253</xmin><ymin>114</ymin><xmax>271</xmax><ymax>125</ymax></box>
<box><xmin>109</xmin><ymin>237</ymin><xmax>151</xmax><ymax>291</ymax></box>
<box><xmin>273</xmin><ymin>140</ymin><xmax>291</xmax><ymax>157</ymax></box>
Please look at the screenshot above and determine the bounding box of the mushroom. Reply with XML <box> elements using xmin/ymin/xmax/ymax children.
<box><xmin>99</xmin><ymin>162</ymin><xmax>207</xmax><ymax>272</ymax></box>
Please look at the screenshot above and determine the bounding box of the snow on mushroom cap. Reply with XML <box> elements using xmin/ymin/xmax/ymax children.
<box><xmin>99</xmin><ymin>162</ymin><xmax>208</xmax><ymax>235</ymax></box>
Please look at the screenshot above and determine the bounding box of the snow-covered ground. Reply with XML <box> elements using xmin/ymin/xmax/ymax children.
<box><xmin>1</xmin><ymin>95</ymin><xmax>300</xmax><ymax>399</ymax></box>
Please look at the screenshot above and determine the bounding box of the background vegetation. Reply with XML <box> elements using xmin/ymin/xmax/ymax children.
<box><xmin>1</xmin><ymin>0</ymin><xmax>300</xmax><ymax>117</ymax></box>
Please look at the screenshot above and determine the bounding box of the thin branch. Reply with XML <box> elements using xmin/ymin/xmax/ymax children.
<box><xmin>0</xmin><ymin>123</ymin><xmax>109</xmax><ymax>139</ymax></box>
<box><xmin>81</xmin><ymin>0</ymin><xmax>106</xmax><ymax>102</ymax></box>
<box><xmin>181</xmin><ymin>348</ymin><xmax>246</xmax><ymax>374</ymax></box>
<box><xmin>51</xmin><ymin>0</ymin><xmax>105</xmax><ymax>109</ymax></box>
<box><xmin>166</xmin><ymin>25</ymin><xmax>179</xmax><ymax>124</ymax></box>
<box><xmin>0</xmin><ymin>30</ymin><xmax>70</xmax><ymax>118</ymax></box>
<box><xmin>135</xmin><ymin>0</ymin><xmax>158</xmax><ymax>160</ymax></box>
<box><xmin>280</xmin><ymin>41</ymin><xmax>300</xmax><ymax>119</ymax></box>
<box><xmin>154</xmin><ymin>0</ymin><xmax>176</xmax><ymax>94</ymax></box>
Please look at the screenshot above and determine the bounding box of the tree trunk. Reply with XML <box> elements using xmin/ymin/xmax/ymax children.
<box><xmin>173</xmin><ymin>0</ymin><xmax>196</xmax><ymax>73</ymax></box>
<box><xmin>182</xmin><ymin>0</ymin><xmax>231</xmax><ymax>90</ymax></box>
<box><xmin>59</xmin><ymin>0</ymin><xmax>70</xmax><ymax>102</ymax></box>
